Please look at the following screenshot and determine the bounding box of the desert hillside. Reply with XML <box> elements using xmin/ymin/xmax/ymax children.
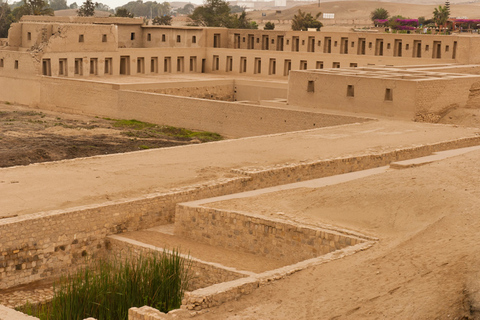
<box><xmin>248</xmin><ymin>0</ymin><xmax>480</xmax><ymax>22</ymax></box>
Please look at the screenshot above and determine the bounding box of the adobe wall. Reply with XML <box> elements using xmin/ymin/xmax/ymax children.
<box><xmin>174</xmin><ymin>206</ymin><xmax>363</xmax><ymax>265</ymax></box>
<box><xmin>33</xmin><ymin>77</ymin><xmax>363</xmax><ymax>138</ymax></box>
<box><xmin>1</xmin><ymin>135</ymin><xmax>479</xmax><ymax>289</ymax></box>
<box><xmin>287</xmin><ymin>70</ymin><xmax>480</xmax><ymax>119</ymax></box>
<box><xmin>287</xmin><ymin>70</ymin><xmax>417</xmax><ymax>118</ymax></box>
<box><xmin>415</xmin><ymin>76</ymin><xmax>480</xmax><ymax>118</ymax></box>
<box><xmin>0</xmin><ymin>177</ymin><xmax>250</xmax><ymax>289</ymax></box>
<box><xmin>0</xmin><ymin>76</ymin><xmax>40</xmax><ymax>106</ymax></box>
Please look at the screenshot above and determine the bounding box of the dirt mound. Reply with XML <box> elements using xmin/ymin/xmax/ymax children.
<box><xmin>0</xmin><ymin>104</ymin><xmax>222</xmax><ymax>168</ymax></box>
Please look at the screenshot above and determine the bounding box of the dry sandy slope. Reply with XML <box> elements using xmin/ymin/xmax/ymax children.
<box><xmin>195</xmin><ymin>149</ymin><xmax>480</xmax><ymax>319</ymax></box>
<box><xmin>249</xmin><ymin>1</ymin><xmax>480</xmax><ymax>21</ymax></box>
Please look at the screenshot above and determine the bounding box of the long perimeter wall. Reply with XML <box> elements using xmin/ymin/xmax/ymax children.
<box><xmin>0</xmin><ymin>75</ymin><xmax>366</xmax><ymax>138</ymax></box>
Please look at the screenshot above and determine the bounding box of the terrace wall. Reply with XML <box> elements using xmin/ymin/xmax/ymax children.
<box><xmin>174</xmin><ymin>206</ymin><xmax>364</xmax><ymax>264</ymax></box>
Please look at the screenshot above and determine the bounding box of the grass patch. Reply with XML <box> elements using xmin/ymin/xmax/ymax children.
<box><xmin>19</xmin><ymin>250</ymin><xmax>191</xmax><ymax>320</ymax></box>
<box><xmin>109</xmin><ymin>119</ymin><xmax>222</xmax><ymax>142</ymax></box>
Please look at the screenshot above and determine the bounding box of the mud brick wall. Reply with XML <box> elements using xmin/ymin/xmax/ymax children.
<box><xmin>0</xmin><ymin>177</ymin><xmax>250</xmax><ymax>289</ymax></box>
<box><xmin>174</xmin><ymin>206</ymin><xmax>363</xmax><ymax>265</ymax></box>
<box><xmin>107</xmin><ymin>236</ymin><xmax>247</xmax><ymax>292</ymax></box>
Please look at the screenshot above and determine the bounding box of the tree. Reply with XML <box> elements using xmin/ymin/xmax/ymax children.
<box><xmin>152</xmin><ymin>14</ymin><xmax>171</xmax><ymax>25</ymax></box>
<box><xmin>49</xmin><ymin>0</ymin><xmax>67</xmax><ymax>10</ymax></box>
<box><xmin>117</xmin><ymin>1</ymin><xmax>170</xmax><ymax>19</ymax></box>
<box><xmin>18</xmin><ymin>0</ymin><xmax>54</xmax><ymax>16</ymax></box>
<box><xmin>264</xmin><ymin>21</ymin><xmax>274</xmax><ymax>30</ymax></box>
<box><xmin>188</xmin><ymin>0</ymin><xmax>231</xmax><ymax>27</ymax></box>
<box><xmin>177</xmin><ymin>3</ymin><xmax>194</xmax><ymax>15</ymax></box>
<box><xmin>291</xmin><ymin>9</ymin><xmax>322</xmax><ymax>31</ymax></box>
<box><xmin>69</xmin><ymin>2</ymin><xmax>77</xmax><ymax>9</ymax></box>
<box><xmin>433</xmin><ymin>5</ymin><xmax>450</xmax><ymax>31</ymax></box>
<box><xmin>229</xmin><ymin>4</ymin><xmax>243</xmax><ymax>13</ymax></box>
<box><xmin>370</xmin><ymin>7</ymin><xmax>388</xmax><ymax>22</ymax></box>
<box><xmin>114</xmin><ymin>7</ymin><xmax>133</xmax><ymax>17</ymax></box>
<box><xmin>0</xmin><ymin>2</ymin><xmax>14</xmax><ymax>38</ymax></box>
<box><xmin>77</xmin><ymin>0</ymin><xmax>96</xmax><ymax>16</ymax></box>
<box><xmin>95</xmin><ymin>2</ymin><xmax>111</xmax><ymax>12</ymax></box>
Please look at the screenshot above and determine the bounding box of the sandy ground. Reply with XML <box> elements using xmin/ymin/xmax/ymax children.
<box><xmin>1</xmin><ymin>117</ymin><xmax>479</xmax><ymax>218</ymax></box>
<box><xmin>192</xmin><ymin>148</ymin><xmax>480</xmax><ymax>320</ymax></box>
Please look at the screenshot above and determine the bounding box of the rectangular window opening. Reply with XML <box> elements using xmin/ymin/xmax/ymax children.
<box><xmin>105</xmin><ymin>57</ymin><xmax>113</xmax><ymax>75</ymax></box>
<box><xmin>177</xmin><ymin>56</ymin><xmax>184</xmax><ymax>72</ymax></box>
<box><xmin>269</xmin><ymin>58</ymin><xmax>276</xmax><ymax>75</ymax></box>
<box><xmin>254</xmin><ymin>57</ymin><xmax>261</xmax><ymax>74</ymax></box>
<box><xmin>240</xmin><ymin>57</ymin><xmax>247</xmax><ymax>73</ymax></box>
<box><xmin>75</xmin><ymin>58</ymin><xmax>83</xmax><ymax>75</ymax></box>
<box><xmin>79</xmin><ymin>34</ymin><xmax>84</xmax><ymax>42</ymax></box>
<box><xmin>102</xmin><ymin>34</ymin><xmax>107</xmax><ymax>42</ymax></box>
<box><xmin>59</xmin><ymin>58</ymin><xmax>67</xmax><ymax>76</ymax></box>
<box><xmin>347</xmin><ymin>85</ymin><xmax>354</xmax><ymax>97</ymax></box>
<box><xmin>190</xmin><ymin>56</ymin><xmax>197</xmax><ymax>72</ymax></box>
<box><xmin>284</xmin><ymin>59</ymin><xmax>291</xmax><ymax>76</ymax></box>
<box><xmin>307</xmin><ymin>80</ymin><xmax>314</xmax><ymax>92</ymax></box>
<box><xmin>147</xmin><ymin>33</ymin><xmax>151</xmax><ymax>41</ymax></box>
<box><xmin>300</xmin><ymin>60</ymin><xmax>307</xmax><ymax>70</ymax></box>
<box><xmin>42</xmin><ymin>59</ymin><xmax>51</xmax><ymax>76</ymax></box>
<box><xmin>131</xmin><ymin>32</ymin><xmax>135</xmax><ymax>40</ymax></box>
<box><xmin>226</xmin><ymin>56</ymin><xmax>233</xmax><ymax>72</ymax></box>
<box><xmin>385</xmin><ymin>88</ymin><xmax>393</xmax><ymax>101</ymax></box>
<box><xmin>164</xmin><ymin>57</ymin><xmax>171</xmax><ymax>73</ymax></box>
<box><xmin>90</xmin><ymin>58</ymin><xmax>98</xmax><ymax>75</ymax></box>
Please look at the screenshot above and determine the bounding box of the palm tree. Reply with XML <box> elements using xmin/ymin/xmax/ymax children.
<box><xmin>433</xmin><ymin>5</ymin><xmax>450</xmax><ymax>33</ymax></box>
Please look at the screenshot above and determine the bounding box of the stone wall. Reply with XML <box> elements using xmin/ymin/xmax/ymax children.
<box><xmin>0</xmin><ymin>177</ymin><xmax>250</xmax><ymax>289</ymax></box>
<box><xmin>1</xmin><ymin>136</ymin><xmax>479</xmax><ymax>289</ymax></box>
<box><xmin>231</xmin><ymin>136</ymin><xmax>480</xmax><ymax>188</ymax></box>
<box><xmin>107</xmin><ymin>236</ymin><xmax>248</xmax><ymax>292</ymax></box>
<box><xmin>174</xmin><ymin>206</ymin><xmax>364</xmax><ymax>264</ymax></box>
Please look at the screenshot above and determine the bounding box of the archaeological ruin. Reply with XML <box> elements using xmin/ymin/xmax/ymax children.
<box><xmin>1</xmin><ymin>13</ymin><xmax>480</xmax><ymax>320</ymax></box>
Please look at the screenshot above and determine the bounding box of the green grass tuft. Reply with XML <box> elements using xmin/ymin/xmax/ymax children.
<box><xmin>107</xmin><ymin>118</ymin><xmax>223</xmax><ymax>142</ymax></box>
<box><xmin>19</xmin><ymin>250</ymin><xmax>191</xmax><ymax>320</ymax></box>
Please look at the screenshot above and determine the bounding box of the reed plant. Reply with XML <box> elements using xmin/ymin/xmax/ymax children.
<box><xmin>21</xmin><ymin>249</ymin><xmax>191</xmax><ymax>320</ymax></box>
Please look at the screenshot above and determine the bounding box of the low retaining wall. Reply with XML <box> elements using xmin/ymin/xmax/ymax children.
<box><xmin>232</xmin><ymin>136</ymin><xmax>480</xmax><ymax>188</ymax></box>
<box><xmin>0</xmin><ymin>177</ymin><xmax>250</xmax><ymax>289</ymax></box>
<box><xmin>174</xmin><ymin>206</ymin><xmax>364</xmax><ymax>264</ymax></box>
<box><xmin>2</xmin><ymin>137</ymin><xmax>480</xmax><ymax>289</ymax></box>
<box><xmin>107</xmin><ymin>236</ymin><xmax>249</xmax><ymax>291</ymax></box>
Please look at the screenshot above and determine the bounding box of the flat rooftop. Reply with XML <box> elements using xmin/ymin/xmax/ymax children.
<box><xmin>303</xmin><ymin>67</ymin><xmax>480</xmax><ymax>81</ymax></box>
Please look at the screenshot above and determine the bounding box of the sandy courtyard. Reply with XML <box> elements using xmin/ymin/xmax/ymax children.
<box><xmin>193</xmin><ymin>148</ymin><xmax>480</xmax><ymax>319</ymax></box>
